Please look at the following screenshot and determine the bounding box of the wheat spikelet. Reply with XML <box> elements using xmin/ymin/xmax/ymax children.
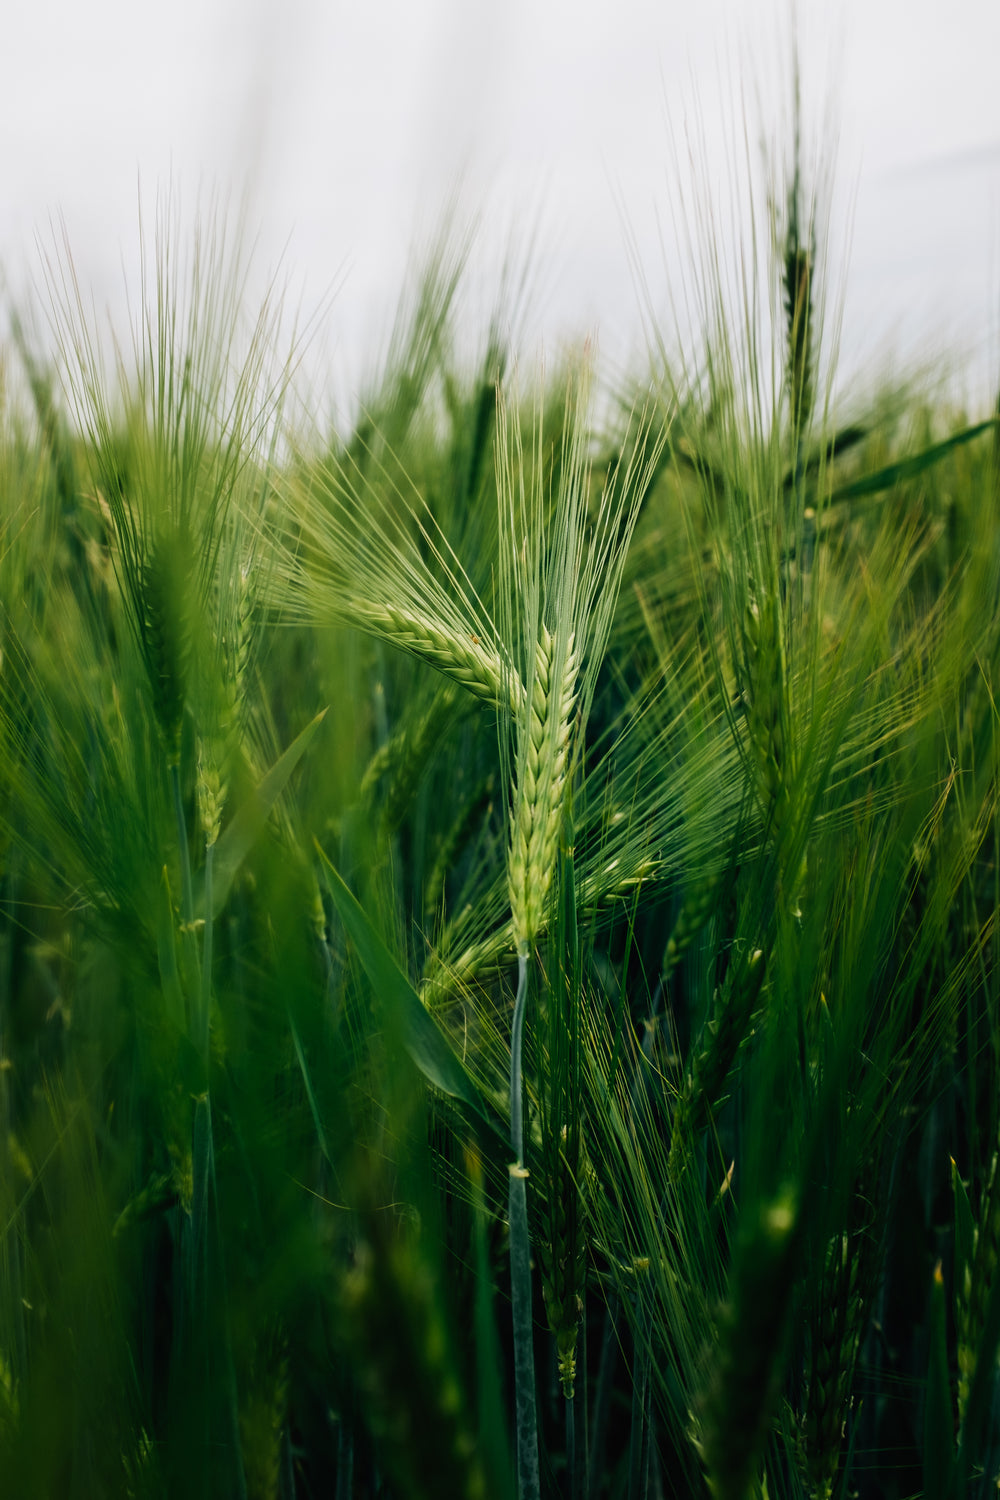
<box><xmin>662</xmin><ymin>865</ymin><xmax>728</xmax><ymax>980</ymax></box>
<box><xmin>508</xmin><ymin>625</ymin><xmax>578</xmax><ymax>954</ymax></box>
<box><xmin>420</xmin><ymin>845</ymin><xmax>661</xmax><ymax>1008</ymax></box>
<box><xmin>783</xmin><ymin>64</ymin><xmax>817</xmax><ymax>448</ymax></box>
<box><xmin>420</xmin><ymin>927</ymin><xmax>517</xmax><ymax>1011</ymax></box>
<box><xmin>358</xmin><ymin>601</ymin><xmax>521</xmax><ymax>714</ymax></box>
<box><xmin>536</xmin><ymin>1122</ymin><xmax>586</xmax><ymax>1400</ymax></box>
<box><xmin>669</xmin><ymin>946</ymin><xmax>766</xmax><ymax>1174</ymax></box>
<box><xmin>360</xmin><ymin>680</ymin><xmax>465</xmax><ymax>835</ymax></box>
<box><xmin>575</xmin><ymin>852</ymin><xmax>660</xmax><ymax>909</ymax></box>
<box><xmin>110</xmin><ymin>1171</ymin><xmax>176</xmax><ymax>1239</ymax></box>
<box><xmin>785</xmin><ymin>241</ymin><xmax>815</xmax><ymax>443</ymax></box>
<box><xmin>195</xmin><ymin>739</ymin><xmax>226</xmax><ymax>848</ymax></box>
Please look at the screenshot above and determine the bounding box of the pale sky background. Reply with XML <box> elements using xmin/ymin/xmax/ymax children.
<box><xmin>2</xmin><ymin>0</ymin><xmax>999</xmax><ymax>417</ymax></box>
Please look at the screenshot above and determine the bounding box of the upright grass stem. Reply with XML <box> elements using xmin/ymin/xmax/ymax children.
<box><xmin>200</xmin><ymin>839</ymin><xmax>214</xmax><ymax>1058</ymax></box>
<box><xmin>509</xmin><ymin>951</ymin><xmax>540</xmax><ymax>1500</ymax></box>
<box><xmin>171</xmin><ymin>761</ymin><xmax>195</xmax><ymax>934</ymax></box>
<box><xmin>510</xmin><ymin>951</ymin><xmax>530</xmax><ymax>1168</ymax></box>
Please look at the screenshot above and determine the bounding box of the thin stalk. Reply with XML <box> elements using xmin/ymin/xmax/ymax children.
<box><xmin>570</xmin><ymin>1306</ymin><xmax>587</xmax><ymax>1500</ymax></box>
<box><xmin>171</xmin><ymin>761</ymin><xmax>195</xmax><ymax>930</ymax></box>
<box><xmin>200</xmin><ymin>840</ymin><xmax>214</xmax><ymax>1060</ymax></box>
<box><xmin>588</xmin><ymin>1298</ymin><xmax>619</xmax><ymax>1500</ymax></box>
<box><xmin>566</xmin><ymin>1394</ymin><xmax>577</xmax><ymax>1500</ymax></box>
<box><xmin>509</xmin><ymin>1166</ymin><xmax>540</xmax><ymax>1500</ymax></box>
<box><xmin>511</xmin><ymin>952</ymin><xmax>530</xmax><ymax>1166</ymax></box>
<box><xmin>172</xmin><ymin>760</ymin><xmax>225</xmax><ymax>1495</ymax></box>
<box><xmin>509</xmin><ymin>950</ymin><xmax>540</xmax><ymax>1500</ymax></box>
<box><xmin>628</xmin><ymin>1290</ymin><xmax>651</xmax><ymax>1500</ymax></box>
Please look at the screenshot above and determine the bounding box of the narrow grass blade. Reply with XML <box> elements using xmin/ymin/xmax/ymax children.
<box><xmin>829</xmin><ymin>418</ymin><xmax>998</xmax><ymax>504</ymax></box>
<box><xmin>956</xmin><ymin>1243</ymin><xmax>1000</xmax><ymax>1490</ymax></box>
<box><xmin>317</xmin><ymin>846</ymin><xmax>504</xmax><ymax>1136</ymax></box>
<box><xmin>951</xmin><ymin>1157</ymin><xmax>976</xmax><ymax>1306</ymax></box>
<box><xmin>199</xmin><ymin>708</ymin><xmax>328</xmax><ymax>918</ymax></box>
<box><xmin>157</xmin><ymin>864</ymin><xmax>185</xmax><ymax>1026</ymax></box>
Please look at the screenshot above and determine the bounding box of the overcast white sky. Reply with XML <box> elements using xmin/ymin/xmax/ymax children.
<box><xmin>3</xmin><ymin>0</ymin><xmax>999</xmax><ymax>410</ymax></box>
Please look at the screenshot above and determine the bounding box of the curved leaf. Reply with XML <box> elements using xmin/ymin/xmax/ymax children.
<box><xmin>317</xmin><ymin>843</ymin><xmax>505</xmax><ymax>1140</ymax></box>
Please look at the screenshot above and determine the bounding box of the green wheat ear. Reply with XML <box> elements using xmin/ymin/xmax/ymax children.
<box><xmin>784</xmin><ymin>233</ymin><xmax>815</xmax><ymax>447</ymax></box>
<box><xmin>496</xmin><ymin>364</ymin><xmax>665</xmax><ymax>957</ymax></box>
<box><xmin>507</xmin><ymin>623</ymin><xmax>578</xmax><ymax>954</ymax></box>
<box><xmin>265</xmin><ymin>447</ymin><xmax>520</xmax><ymax>713</ymax></box>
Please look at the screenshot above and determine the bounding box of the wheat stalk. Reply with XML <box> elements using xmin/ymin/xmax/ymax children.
<box><xmin>494</xmin><ymin>366</ymin><xmax>664</xmax><ymax>1500</ymax></box>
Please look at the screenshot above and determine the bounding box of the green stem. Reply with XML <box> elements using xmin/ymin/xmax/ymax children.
<box><xmin>587</xmin><ymin>1299</ymin><xmax>618</xmax><ymax>1500</ymax></box>
<box><xmin>200</xmin><ymin>840</ymin><xmax>214</xmax><ymax>1061</ymax></box>
<box><xmin>171</xmin><ymin>761</ymin><xmax>195</xmax><ymax>929</ymax></box>
<box><xmin>509</xmin><ymin>951</ymin><xmax>540</xmax><ymax>1499</ymax></box>
<box><xmin>571</xmin><ymin>1306</ymin><xmax>587</xmax><ymax>1500</ymax></box>
<box><xmin>510</xmin><ymin>951</ymin><xmax>529</xmax><ymax>1164</ymax></box>
<box><xmin>566</xmin><ymin>1394</ymin><xmax>577</xmax><ymax>1500</ymax></box>
<box><xmin>509</xmin><ymin>1165</ymin><xmax>540</xmax><ymax>1500</ymax></box>
<box><xmin>628</xmin><ymin>1290</ymin><xmax>651</xmax><ymax>1500</ymax></box>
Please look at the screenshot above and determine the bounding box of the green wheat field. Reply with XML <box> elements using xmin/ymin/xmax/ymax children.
<box><xmin>2</xmin><ymin>81</ymin><xmax>999</xmax><ymax>1500</ymax></box>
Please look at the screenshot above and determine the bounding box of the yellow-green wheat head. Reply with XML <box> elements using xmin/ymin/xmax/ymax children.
<box><xmin>496</xmin><ymin>362</ymin><xmax>664</xmax><ymax>955</ymax></box>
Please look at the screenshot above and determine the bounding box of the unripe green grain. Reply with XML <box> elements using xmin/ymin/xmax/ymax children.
<box><xmin>670</xmin><ymin>946</ymin><xmax>767</xmax><ymax>1173</ymax></box>
<box><xmin>196</xmin><ymin>741</ymin><xmax>226</xmax><ymax>848</ymax></box>
<box><xmin>536</xmin><ymin>1121</ymin><xmax>587</xmax><ymax>1400</ymax></box>
<box><xmin>509</xmin><ymin>626</ymin><xmax>578</xmax><ymax>954</ymax></box>
<box><xmin>358</xmin><ymin>601</ymin><xmax>521</xmax><ymax>714</ymax></box>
